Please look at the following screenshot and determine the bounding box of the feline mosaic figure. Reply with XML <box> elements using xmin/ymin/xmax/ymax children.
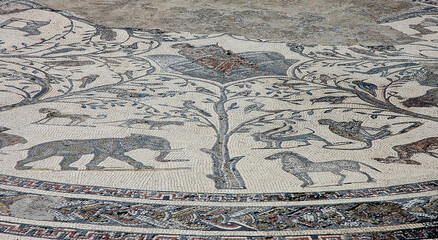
<box><xmin>252</xmin><ymin>123</ymin><xmax>335</xmax><ymax>149</ymax></box>
<box><xmin>265</xmin><ymin>151</ymin><xmax>380</xmax><ymax>187</ymax></box>
<box><xmin>101</xmin><ymin>118</ymin><xmax>184</xmax><ymax>129</ymax></box>
<box><xmin>318</xmin><ymin>119</ymin><xmax>391</xmax><ymax>150</ymax></box>
<box><xmin>402</xmin><ymin>88</ymin><xmax>438</xmax><ymax>108</ymax></box>
<box><xmin>33</xmin><ymin>108</ymin><xmax>106</xmax><ymax>126</ymax></box>
<box><xmin>15</xmin><ymin>134</ymin><xmax>175</xmax><ymax>170</ymax></box>
<box><xmin>375</xmin><ymin>137</ymin><xmax>438</xmax><ymax>165</ymax></box>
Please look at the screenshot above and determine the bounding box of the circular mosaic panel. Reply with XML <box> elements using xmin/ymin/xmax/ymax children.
<box><xmin>0</xmin><ymin>1</ymin><xmax>437</xmax><ymax>239</ymax></box>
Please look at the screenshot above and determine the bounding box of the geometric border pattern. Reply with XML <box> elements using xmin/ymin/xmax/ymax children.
<box><xmin>0</xmin><ymin>221</ymin><xmax>437</xmax><ymax>240</ymax></box>
<box><xmin>1</xmin><ymin>189</ymin><xmax>437</xmax><ymax>231</ymax></box>
<box><xmin>1</xmin><ymin>174</ymin><xmax>437</xmax><ymax>202</ymax></box>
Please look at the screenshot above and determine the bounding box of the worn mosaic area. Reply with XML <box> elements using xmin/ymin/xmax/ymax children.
<box><xmin>30</xmin><ymin>0</ymin><xmax>419</xmax><ymax>46</ymax></box>
<box><xmin>0</xmin><ymin>0</ymin><xmax>438</xmax><ymax>239</ymax></box>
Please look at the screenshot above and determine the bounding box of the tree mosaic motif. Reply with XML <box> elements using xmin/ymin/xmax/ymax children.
<box><xmin>1</xmin><ymin>6</ymin><xmax>438</xmax><ymax>189</ymax></box>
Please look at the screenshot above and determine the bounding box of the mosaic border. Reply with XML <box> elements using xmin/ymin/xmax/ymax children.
<box><xmin>0</xmin><ymin>174</ymin><xmax>437</xmax><ymax>202</ymax></box>
<box><xmin>0</xmin><ymin>221</ymin><xmax>436</xmax><ymax>240</ymax></box>
<box><xmin>1</xmin><ymin>187</ymin><xmax>437</xmax><ymax>231</ymax></box>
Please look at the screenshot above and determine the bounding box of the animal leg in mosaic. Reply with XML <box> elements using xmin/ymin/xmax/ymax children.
<box><xmin>15</xmin><ymin>134</ymin><xmax>173</xmax><ymax>170</ymax></box>
<box><xmin>265</xmin><ymin>151</ymin><xmax>380</xmax><ymax>187</ymax></box>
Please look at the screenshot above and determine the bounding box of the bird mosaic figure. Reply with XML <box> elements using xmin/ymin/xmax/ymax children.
<box><xmin>352</xmin><ymin>80</ymin><xmax>378</xmax><ymax>97</ymax></box>
<box><xmin>78</xmin><ymin>74</ymin><xmax>99</xmax><ymax>88</ymax></box>
<box><xmin>183</xmin><ymin>100</ymin><xmax>212</xmax><ymax>117</ymax></box>
<box><xmin>0</xmin><ymin>18</ymin><xmax>51</xmax><ymax>36</ymax></box>
<box><xmin>244</xmin><ymin>101</ymin><xmax>265</xmax><ymax>114</ymax></box>
<box><xmin>311</xmin><ymin>96</ymin><xmax>347</xmax><ymax>104</ymax></box>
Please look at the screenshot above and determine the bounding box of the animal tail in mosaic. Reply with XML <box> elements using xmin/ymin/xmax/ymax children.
<box><xmin>358</xmin><ymin>162</ymin><xmax>382</xmax><ymax>173</ymax></box>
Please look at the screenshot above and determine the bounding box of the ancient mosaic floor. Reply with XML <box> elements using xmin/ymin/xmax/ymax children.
<box><xmin>0</xmin><ymin>0</ymin><xmax>438</xmax><ymax>239</ymax></box>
